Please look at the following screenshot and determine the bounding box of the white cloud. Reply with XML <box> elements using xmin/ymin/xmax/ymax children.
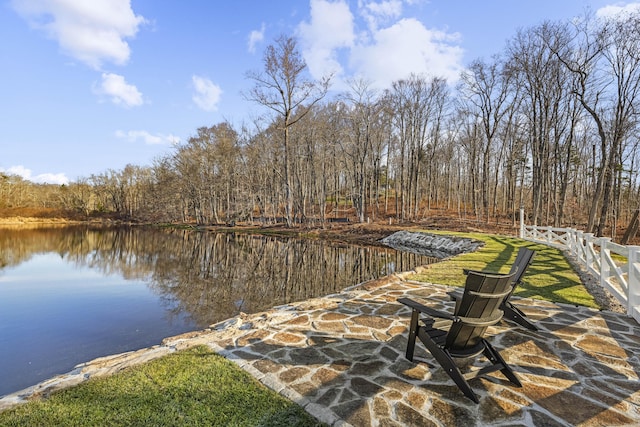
<box><xmin>115</xmin><ymin>130</ymin><xmax>180</xmax><ymax>145</ymax></box>
<box><xmin>11</xmin><ymin>0</ymin><xmax>146</xmax><ymax>69</ymax></box>
<box><xmin>95</xmin><ymin>73</ymin><xmax>144</xmax><ymax>107</ymax></box>
<box><xmin>297</xmin><ymin>0</ymin><xmax>464</xmax><ymax>90</ymax></box>
<box><xmin>297</xmin><ymin>0</ymin><xmax>355</xmax><ymax>82</ymax></box>
<box><xmin>32</xmin><ymin>172</ymin><xmax>70</xmax><ymax>185</ymax></box>
<box><xmin>351</xmin><ymin>18</ymin><xmax>463</xmax><ymax>88</ymax></box>
<box><xmin>360</xmin><ymin>0</ymin><xmax>403</xmax><ymax>31</ymax></box>
<box><xmin>596</xmin><ymin>2</ymin><xmax>640</xmax><ymax>19</ymax></box>
<box><xmin>248</xmin><ymin>23</ymin><xmax>266</xmax><ymax>53</ymax></box>
<box><xmin>364</xmin><ymin>0</ymin><xmax>403</xmax><ymax>18</ymax></box>
<box><xmin>1</xmin><ymin>165</ymin><xmax>69</xmax><ymax>185</ymax></box>
<box><xmin>192</xmin><ymin>75</ymin><xmax>222</xmax><ymax>112</ymax></box>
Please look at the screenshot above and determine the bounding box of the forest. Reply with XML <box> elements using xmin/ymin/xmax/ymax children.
<box><xmin>2</xmin><ymin>11</ymin><xmax>640</xmax><ymax>238</ymax></box>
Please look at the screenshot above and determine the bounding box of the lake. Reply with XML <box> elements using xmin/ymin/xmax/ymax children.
<box><xmin>0</xmin><ymin>225</ymin><xmax>436</xmax><ymax>397</ymax></box>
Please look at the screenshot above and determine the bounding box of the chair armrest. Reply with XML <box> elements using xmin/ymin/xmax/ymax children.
<box><xmin>447</xmin><ymin>290</ymin><xmax>463</xmax><ymax>301</ymax></box>
<box><xmin>397</xmin><ymin>297</ymin><xmax>455</xmax><ymax>320</ymax></box>
<box><xmin>463</xmin><ymin>268</ymin><xmax>499</xmax><ymax>276</ymax></box>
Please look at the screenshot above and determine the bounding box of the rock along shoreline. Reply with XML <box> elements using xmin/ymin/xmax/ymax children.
<box><xmin>380</xmin><ymin>230</ymin><xmax>484</xmax><ymax>258</ymax></box>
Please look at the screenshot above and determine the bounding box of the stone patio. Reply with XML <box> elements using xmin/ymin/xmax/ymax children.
<box><xmin>2</xmin><ymin>270</ymin><xmax>640</xmax><ymax>426</ymax></box>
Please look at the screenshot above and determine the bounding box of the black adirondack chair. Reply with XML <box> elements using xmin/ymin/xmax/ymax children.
<box><xmin>398</xmin><ymin>270</ymin><xmax>522</xmax><ymax>403</ymax></box>
<box><xmin>451</xmin><ymin>247</ymin><xmax>537</xmax><ymax>331</ymax></box>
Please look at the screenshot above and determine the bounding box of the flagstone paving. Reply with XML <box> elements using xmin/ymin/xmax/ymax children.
<box><xmin>2</xmin><ymin>269</ymin><xmax>640</xmax><ymax>426</ymax></box>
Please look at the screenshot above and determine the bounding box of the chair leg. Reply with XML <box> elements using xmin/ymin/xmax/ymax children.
<box><xmin>417</xmin><ymin>328</ymin><xmax>480</xmax><ymax>403</ymax></box>
<box><xmin>405</xmin><ymin>309</ymin><xmax>419</xmax><ymax>361</ymax></box>
<box><xmin>502</xmin><ymin>302</ymin><xmax>538</xmax><ymax>331</ymax></box>
<box><xmin>482</xmin><ymin>340</ymin><xmax>522</xmax><ymax>387</ymax></box>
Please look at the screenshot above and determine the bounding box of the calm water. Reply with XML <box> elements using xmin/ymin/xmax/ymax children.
<box><xmin>0</xmin><ymin>225</ymin><xmax>436</xmax><ymax>397</ymax></box>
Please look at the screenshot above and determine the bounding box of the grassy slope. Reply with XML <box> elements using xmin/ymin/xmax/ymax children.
<box><xmin>408</xmin><ymin>231</ymin><xmax>599</xmax><ymax>308</ymax></box>
<box><xmin>0</xmin><ymin>346</ymin><xmax>323</xmax><ymax>427</ymax></box>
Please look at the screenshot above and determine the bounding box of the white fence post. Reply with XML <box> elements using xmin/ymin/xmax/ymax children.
<box><xmin>599</xmin><ymin>237</ymin><xmax>611</xmax><ymax>290</ymax></box>
<box><xmin>545</xmin><ymin>226</ymin><xmax>552</xmax><ymax>244</ymax></box>
<box><xmin>585</xmin><ymin>233</ymin><xmax>594</xmax><ymax>273</ymax></box>
<box><xmin>568</xmin><ymin>229</ymin><xmax>578</xmax><ymax>255</ymax></box>
<box><xmin>575</xmin><ymin>230</ymin><xmax>585</xmax><ymax>262</ymax></box>
<box><xmin>628</xmin><ymin>246</ymin><xmax>640</xmax><ymax>321</ymax></box>
<box><xmin>577</xmin><ymin>230</ymin><xmax>583</xmax><ymax>259</ymax></box>
<box><xmin>520</xmin><ymin>208</ymin><xmax>525</xmax><ymax>239</ymax></box>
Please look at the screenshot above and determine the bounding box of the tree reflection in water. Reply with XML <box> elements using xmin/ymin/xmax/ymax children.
<box><xmin>0</xmin><ymin>225</ymin><xmax>438</xmax><ymax>327</ymax></box>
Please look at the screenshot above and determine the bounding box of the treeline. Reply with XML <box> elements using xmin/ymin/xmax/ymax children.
<box><xmin>2</xmin><ymin>11</ymin><xmax>640</xmax><ymax>236</ymax></box>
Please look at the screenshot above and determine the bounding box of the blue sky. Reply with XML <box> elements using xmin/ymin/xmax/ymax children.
<box><xmin>1</xmin><ymin>0</ymin><xmax>635</xmax><ymax>185</ymax></box>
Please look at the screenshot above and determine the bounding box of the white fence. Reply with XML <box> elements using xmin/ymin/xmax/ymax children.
<box><xmin>519</xmin><ymin>209</ymin><xmax>640</xmax><ymax>324</ymax></box>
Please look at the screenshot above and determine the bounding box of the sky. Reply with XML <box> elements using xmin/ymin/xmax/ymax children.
<box><xmin>1</xmin><ymin>0</ymin><xmax>638</xmax><ymax>185</ymax></box>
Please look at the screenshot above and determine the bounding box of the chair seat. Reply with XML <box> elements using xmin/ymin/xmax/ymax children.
<box><xmin>448</xmin><ymin>342</ymin><xmax>486</xmax><ymax>359</ymax></box>
<box><xmin>423</xmin><ymin>320</ymin><xmax>449</xmax><ymax>345</ymax></box>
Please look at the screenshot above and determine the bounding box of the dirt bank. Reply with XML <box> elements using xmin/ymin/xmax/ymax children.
<box><xmin>201</xmin><ymin>216</ymin><xmax>520</xmax><ymax>248</ymax></box>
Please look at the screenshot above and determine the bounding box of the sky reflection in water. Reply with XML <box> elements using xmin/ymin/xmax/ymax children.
<box><xmin>0</xmin><ymin>226</ymin><xmax>436</xmax><ymax>397</ymax></box>
<box><xmin>0</xmin><ymin>252</ymin><xmax>195</xmax><ymax>397</ymax></box>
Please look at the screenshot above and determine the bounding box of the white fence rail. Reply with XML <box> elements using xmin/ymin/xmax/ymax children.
<box><xmin>519</xmin><ymin>209</ymin><xmax>640</xmax><ymax>324</ymax></box>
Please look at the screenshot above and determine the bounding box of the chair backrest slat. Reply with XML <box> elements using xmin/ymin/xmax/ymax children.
<box><xmin>510</xmin><ymin>247</ymin><xmax>535</xmax><ymax>280</ymax></box>
<box><xmin>446</xmin><ymin>270</ymin><xmax>516</xmax><ymax>352</ymax></box>
<box><xmin>505</xmin><ymin>247</ymin><xmax>535</xmax><ymax>299</ymax></box>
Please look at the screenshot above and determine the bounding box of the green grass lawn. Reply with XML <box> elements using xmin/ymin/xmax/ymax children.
<box><xmin>0</xmin><ymin>231</ymin><xmax>600</xmax><ymax>425</ymax></box>
<box><xmin>0</xmin><ymin>346</ymin><xmax>324</xmax><ymax>427</ymax></box>
<box><xmin>408</xmin><ymin>231</ymin><xmax>599</xmax><ymax>308</ymax></box>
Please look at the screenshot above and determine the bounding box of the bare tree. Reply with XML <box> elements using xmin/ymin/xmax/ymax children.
<box><xmin>508</xmin><ymin>24</ymin><xmax>575</xmax><ymax>225</ymax></box>
<box><xmin>548</xmin><ymin>12</ymin><xmax>640</xmax><ymax>234</ymax></box>
<box><xmin>388</xmin><ymin>74</ymin><xmax>448</xmax><ymax>220</ymax></box>
<box><xmin>340</xmin><ymin>79</ymin><xmax>383</xmax><ymax>222</ymax></box>
<box><xmin>245</xmin><ymin>35</ymin><xmax>331</xmax><ymax>226</ymax></box>
<box><xmin>459</xmin><ymin>56</ymin><xmax>514</xmax><ymax>222</ymax></box>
